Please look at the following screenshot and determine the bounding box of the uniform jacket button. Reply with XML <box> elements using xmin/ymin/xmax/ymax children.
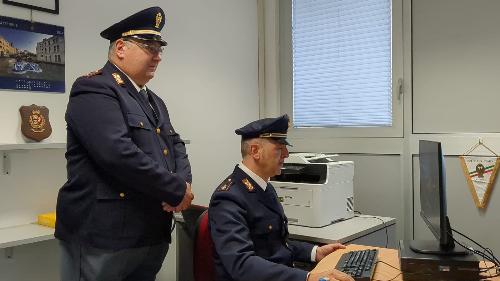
<box><xmin>156</xmin><ymin>128</ymin><xmax>161</xmax><ymax>134</ymax></box>
<box><xmin>119</xmin><ymin>192</ymin><xmax>125</xmax><ymax>198</ymax></box>
<box><xmin>268</xmin><ymin>224</ymin><xmax>273</xmax><ymax>231</ymax></box>
<box><xmin>139</xmin><ymin>122</ymin><xmax>144</xmax><ymax>127</ymax></box>
<box><xmin>163</xmin><ymin>149</ymin><xmax>169</xmax><ymax>156</ymax></box>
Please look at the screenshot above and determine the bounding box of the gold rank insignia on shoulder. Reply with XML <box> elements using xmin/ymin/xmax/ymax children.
<box><xmin>112</xmin><ymin>72</ymin><xmax>125</xmax><ymax>86</ymax></box>
<box><xmin>84</xmin><ymin>69</ymin><xmax>102</xmax><ymax>78</ymax></box>
<box><xmin>242</xmin><ymin>178</ymin><xmax>255</xmax><ymax>192</ymax></box>
<box><xmin>217</xmin><ymin>177</ymin><xmax>233</xmax><ymax>192</ymax></box>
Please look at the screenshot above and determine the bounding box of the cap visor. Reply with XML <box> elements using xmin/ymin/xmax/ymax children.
<box><xmin>276</xmin><ymin>138</ymin><xmax>292</xmax><ymax>146</ymax></box>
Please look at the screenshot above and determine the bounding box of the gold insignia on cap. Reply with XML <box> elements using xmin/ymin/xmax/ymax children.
<box><xmin>112</xmin><ymin>73</ymin><xmax>125</xmax><ymax>86</ymax></box>
<box><xmin>259</xmin><ymin>133</ymin><xmax>287</xmax><ymax>138</ymax></box>
<box><xmin>122</xmin><ymin>30</ymin><xmax>161</xmax><ymax>37</ymax></box>
<box><xmin>155</xmin><ymin>12</ymin><xmax>162</xmax><ymax>28</ymax></box>
<box><xmin>242</xmin><ymin>178</ymin><xmax>254</xmax><ymax>192</ymax></box>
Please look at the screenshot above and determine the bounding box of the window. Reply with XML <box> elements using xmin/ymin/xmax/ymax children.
<box><xmin>279</xmin><ymin>0</ymin><xmax>403</xmax><ymax>137</ymax></box>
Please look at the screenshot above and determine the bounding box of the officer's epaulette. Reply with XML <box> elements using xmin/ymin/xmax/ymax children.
<box><xmin>83</xmin><ymin>69</ymin><xmax>102</xmax><ymax>78</ymax></box>
<box><xmin>216</xmin><ymin>176</ymin><xmax>235</xmax><ymax>192</ymax></box>
<box><xmin>241</xmin><ymin>178</ymin><xmax>256</xmax><ymax>192</ymax></box>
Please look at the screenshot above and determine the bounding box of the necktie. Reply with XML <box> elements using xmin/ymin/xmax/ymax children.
<box><xmin>265</xmin><ymin>183</ymin><xmax>277</xmax><ymax>202</ymax></box>
<box><xmin>139</xmin><ymin>89</ymin><xmax>158</xmax><ymax>121</ymax></box>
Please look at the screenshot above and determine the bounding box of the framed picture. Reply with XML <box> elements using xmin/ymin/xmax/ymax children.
<box><xmin>0</xmin><ymin>16</ymin><xmax>65</xmax><ymax>93</ymax></box>
<box><xmin>3</xmin><ymin>0</ymin><xmax>59</xmax><ymax>14</ymax></box>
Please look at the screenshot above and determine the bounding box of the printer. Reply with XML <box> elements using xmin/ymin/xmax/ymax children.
<box><xmin>270</xmin><ymin>153</ymin><xmax>354</xmax><ymax>227</ymax></box>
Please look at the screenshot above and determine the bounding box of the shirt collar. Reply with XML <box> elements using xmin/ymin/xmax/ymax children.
<box><xmin>238</xmin><ymin>162</ymin><xmax>268</xmax><ymax>191</ymax></box>
<box><xmin>112</xmin><ymin>63</ymin><xmax>147</xmax><ymax>93</ymax></box>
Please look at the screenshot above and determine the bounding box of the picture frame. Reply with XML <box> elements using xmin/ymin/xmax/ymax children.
<box><xmin>3</xmin><ymin>0</ymin><xmax>59</xmax><ymax>14</ymax></box>
<box><xmin>0</xmin><ymin>15</ymin><xmax>65</xmax><ymax>93</ymax></box>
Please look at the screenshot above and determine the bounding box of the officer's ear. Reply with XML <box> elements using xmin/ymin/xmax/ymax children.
<box><xmin>114</xmin><ymin>39</ymin><xmax>127</xmax><ymax>59</ymax></box>
<box><xmin>248</xmin><ymin>139</ymin><xmax>263</xmax><ymax>160</ymax></box>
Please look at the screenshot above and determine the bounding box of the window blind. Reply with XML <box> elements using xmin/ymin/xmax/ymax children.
<box><xmin>292</xmin><ymin>0</ymin><xmax>392</xmax><ymax>127</ymax></box>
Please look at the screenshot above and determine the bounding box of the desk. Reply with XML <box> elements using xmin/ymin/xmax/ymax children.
<box><xmin>289</xmin><ymin>215</ymin><xmax>397</xmax><ymax>249</ymax></box>
<box><xmin>312</xmin><ymin>244</ymin><xmax>499</xmax><ymax>281</ymax></box>
<box><xmin>174</xmin><ymin>214</ymin><xmax>395</xmax><ymax>281</ymax></box>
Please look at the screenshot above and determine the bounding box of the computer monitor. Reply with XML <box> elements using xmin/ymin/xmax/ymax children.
<box><xmin>409</xmin><ymin>140</ymin><xmax>468</xmax><ymax>256</ymax></box>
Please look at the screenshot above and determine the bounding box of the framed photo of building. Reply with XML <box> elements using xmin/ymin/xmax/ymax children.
<box><xmin>3</xmin><ymin>0</ymin><xmax>59</xmax><ymax>14</ymax></box>
<box><xmin>0</xmin><ymin>16</ymin><xmax>64</xmax><ymax>93</ymax></box>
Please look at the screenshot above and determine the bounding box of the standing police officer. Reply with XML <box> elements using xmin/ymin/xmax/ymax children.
<box><xmin>208</xmin><ymin>115</ymin><xmax>354</xmax><ymax>281</ymax></box>
<box><xmin>55</xmin><ymin>6</ymin><xmax>194</xmax><ymax>281</ymax></box>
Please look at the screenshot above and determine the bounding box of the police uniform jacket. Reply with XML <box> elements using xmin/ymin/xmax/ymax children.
<box><xmin>209</xmin><ymin>165</ymin><xmax>314</xmax><ymax>281</ymax></box>
<box><xmin>55</xmin><ymin>61</ymin><xmax>191</xmax><ymax>250</ymax></box>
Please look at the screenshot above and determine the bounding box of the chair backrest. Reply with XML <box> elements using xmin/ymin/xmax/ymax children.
<box><xmin>181</xmin><ymin>204</ymin><xmax>208</xmax><ymax>239</ymax></box>
<box><xmin>193</xmin><ymin>210</ymin><xmax>215</xmax><ymax>281</ymax></box>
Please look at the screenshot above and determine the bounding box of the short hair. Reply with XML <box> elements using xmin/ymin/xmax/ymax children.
<box><xmin>108</xmin><ymin>40</ymin><xmax>117</xmax><ymax>59</ymax></box>
<box><xmin>241</xmin><ymin>139</ymin><xmax>250</xmax><ymax>158</ymax></box>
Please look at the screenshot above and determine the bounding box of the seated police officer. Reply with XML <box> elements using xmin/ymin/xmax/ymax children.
<box><xmin>208</xmin><ymin>115</ymin><xmax>354</xmax><ymax>281</ymax></box>
<box><xmin>55</xmin><ymin>6</ymin><xmax>194</xmax><ymax>281</ymax></box>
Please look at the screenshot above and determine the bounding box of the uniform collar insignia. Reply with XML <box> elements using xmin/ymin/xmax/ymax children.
<box><xmin>112</xmin><ymin>72</ymin><xmax>125</xmax><ymax>86</ymax></box>
<box><xmin>242</xmin><ymin>178</ymin><xmax>255</xmax><ymax>192</ymax></box>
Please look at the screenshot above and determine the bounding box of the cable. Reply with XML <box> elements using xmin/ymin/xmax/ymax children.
<box><xmin>451</xmin><ymin>227</ymin><xmax>500</xmax><ymax>266</ymax></box>
<box><xmin>294</xmin><ymin>217</ymin><xmax>354</xmax><ymax>229</ymax></box>
<box><xmin>354</xmin><ymin>213</ymin><xmax>389</xmax><ymax>248</ymax></box>
<box><xmin>452</xmin><ymin>228</ymin><xmax>500</xmax><ymax>266</ymax></box>
<box><xmin>371</xmin><ymin>261</ymin><xmax>438</xmax><ymax>281</ymax></box>
<box><xmin>377</xmin><ymin>260</ymin><xmax>399</xmax><ymax>271</ymax></box>
<box><xmin>448</xmin><ymin>227</ymin><xmax>500</xmax><ymax>278</ymax></box>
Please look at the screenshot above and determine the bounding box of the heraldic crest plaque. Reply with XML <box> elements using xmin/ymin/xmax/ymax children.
<box><xmin>19</xmin><ymin>104</ymin><xmax>52</xmax><ymax>142</ymax></box>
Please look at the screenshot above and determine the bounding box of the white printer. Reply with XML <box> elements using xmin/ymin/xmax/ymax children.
<box><xmin>270</xmin><ymin>153</ymin><xmax>354</xmax><ymax>227</ymax></box>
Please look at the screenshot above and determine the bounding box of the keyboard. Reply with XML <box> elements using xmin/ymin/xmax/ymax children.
<box><xmin>334</xmin><ymin>249</ymin><xmax>379</xmax><ymax>281</ymax></box>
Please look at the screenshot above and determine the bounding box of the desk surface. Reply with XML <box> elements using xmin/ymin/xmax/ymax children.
<box><xmin>288</xmin><ymin>215</ymin><xmax>395</xmax><ymax>245</ymax></box>
<box><xmin>313</xmin><ymin>244</ymin><xmax>499</xmax><ymax>281</ymax></box>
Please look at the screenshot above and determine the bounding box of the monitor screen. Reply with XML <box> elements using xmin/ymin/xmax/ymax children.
<box><xmin>419</xmin><ymin>140</ymin><xmax>448</xmax><ymax>245</ymax></box>
<box><xmin>410</xmin><ymin>140</ymin><xmax>467</xmax><ymax>255</ymax></box>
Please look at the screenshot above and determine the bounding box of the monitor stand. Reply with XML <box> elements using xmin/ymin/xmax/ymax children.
<box><xmin>409</xmin><ymin>240</ymin><xmax>469</xmax><ymax>256</ymax></box>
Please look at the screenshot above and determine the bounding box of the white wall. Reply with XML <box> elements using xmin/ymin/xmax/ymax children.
<box><xmin>410</xmin><ymin>0</ymin><xmax>500</xmax><ymax>256</ymax></box>
<box><xmin>0</xmin><ymin>1</ymin><xmax>258</xmax><ymax>280</ymax></box>
<box><xmin>265</xmin><ymin>0</ymin><xmax>500</xmax><ymax>258</ymax></box>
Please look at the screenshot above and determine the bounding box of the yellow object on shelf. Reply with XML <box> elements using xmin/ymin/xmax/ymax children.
<box><xmin>37</xmin><ymin>212</ymin><xmax>56</xmax><ymax>228</ymax></box>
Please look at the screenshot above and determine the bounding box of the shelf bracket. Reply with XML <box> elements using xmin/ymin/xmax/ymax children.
<box><xmin>4</xmin><ymin>247</ymin><xmax>13</xmax><ymax>259</ymax></box>
<box><xmin>2</xmin><ymin>152</ymin><xmax>10</xmax><ymax>175</ymax></box>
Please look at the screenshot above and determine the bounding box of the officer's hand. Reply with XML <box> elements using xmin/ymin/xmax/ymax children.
<box><xmin>315</xmin><ymin>243</ymin><xmax>346</xmax><ymax>262</ymax></box>
<box><xmin>174</xmin><ymin>182</ymin><xmax>194</xmax><ymax>212</ymax></box>
<box><xmin>162</xmin><ymin>201</ymin><xmax>174</xmax><ymax>212</ymax></box>
<box><xmin>162</xmin><ymin>182</ymin><xmax>194</xmax><ymax>212</ymax></box>
<box><xmin>307</xmin><ymin>269</ymin><xmax>354</xmax><ymax>281</ymax></box>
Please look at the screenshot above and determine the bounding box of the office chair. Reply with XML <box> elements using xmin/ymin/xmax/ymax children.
<box><xmin>193</xmin><ymin>209</ymin><xmax>215</xmax><ymax>281</ymax></box>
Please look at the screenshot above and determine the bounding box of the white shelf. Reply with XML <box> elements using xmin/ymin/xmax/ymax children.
<box><xmin>0</xmin><ymin>223</ymin><xmax>55</xmax><ymax>249</ymax></box>
<box><xmin>0</xmin><ymin>142</ymin><xmax>66</xmax><ymax>151</ymax></box>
